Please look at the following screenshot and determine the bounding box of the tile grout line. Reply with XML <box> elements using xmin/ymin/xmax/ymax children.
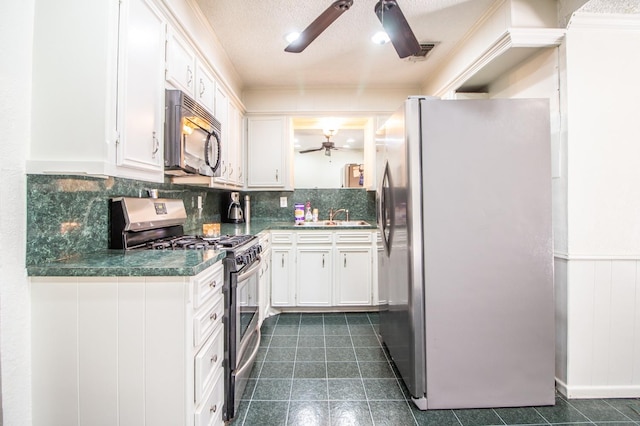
<box><xmin>372</xmin><ymin>313</ymin><xmax>421</xmax><ymax>426</ymax></box>
<box><xmin>530</xmin><ymin>406</ymin><xmax>553</xmax><ymax>425</ymax></box>
<box><xmin>491</xmin><ymin>408</ymin><xmax>509</xmax><ymax>425</ymax></box>
<box><xmin>350</xmin><ymin>314</ymin><xmax>377</xmax><ymax>426</ymax></box>
<box><xmin>602</xmin><ymin>398</ymin><xmax>640</xmax><ymax>423</ymax></box>
<box><xmin>284</xmin><ymin>314</ymin><xmax>302</xmax><ymax>426</ymax></box>
<box><xmin>323</xmin><ymin>313</ymin><xmax>331</xmax><ymax>426</ymax></box>
<box><xmin>238</xmin><ymin>315</ymin><xmax>276</xmax><ymax>426</ymax></box>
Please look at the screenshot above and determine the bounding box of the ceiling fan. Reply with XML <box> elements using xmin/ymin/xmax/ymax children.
<box><xmin>284</xmin><ymin>0</ymin><xmax>421</xmax><ymax>58</ymax></box>
<box><xmin>299</xmin><ymin>133</ymin><xmax>339</xmax><ymax>157</ymax></box>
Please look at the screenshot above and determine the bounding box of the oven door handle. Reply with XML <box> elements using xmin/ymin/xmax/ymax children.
<box><xmin>236</xmin><ymin>258</ymin><xmax>262</xmax><ymax>285</ymax></box>
<box><xmin>235</xmin><ymin>326</ymin><xmax>261</xmax><ymax>378</ymax></box>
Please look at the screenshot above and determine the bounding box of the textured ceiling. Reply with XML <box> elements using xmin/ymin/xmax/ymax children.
<box><xmin>194</xmin><ymin>0</ymin><xmax>496</xmax><ymax>90</ymax></box>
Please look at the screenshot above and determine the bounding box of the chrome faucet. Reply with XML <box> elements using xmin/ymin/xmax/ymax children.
<box><xmin>329</xmin><ymin>208</ymin><xmax>349</xmax><ymax>222</ymax></box>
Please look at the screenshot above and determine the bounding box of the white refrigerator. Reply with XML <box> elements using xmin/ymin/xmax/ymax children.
<box><xmin>377</xmin><ymin>97</ymin><xmax>555</xmax><ymax>410</ymax></box>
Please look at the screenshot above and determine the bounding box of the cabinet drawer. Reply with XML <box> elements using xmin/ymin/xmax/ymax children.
<box><xmin>194</xmin><ymin>368</ymin><xmax>224</xmax><ymax>426</ymax></box>
<box><xmin>271</xmin><ymin>232</ymin><xmax>293</xmax><ymax>244</ymax></box>
<box><xmin>195</xmin><ymin>323</ymin><xmax>224</xmax><ymax>404</ymax></box>
<box><xmin>335</xmin><ymin>231</ymin><xmax>373</xmax><ymax>244</ymax></box>
<box><xmin>297</xmin><ymin>232</ymin><xmax>333</xmax><ymax>244</ymax></box>
<box><xmin>194</xmin><ymin>293</ymin><xmax>224</xmax><ymax>347</ymax></box>
<box><xmin>193</xmin><ymin>261</ymin><xmax>224</xmax><ymax>310</ymax></box>
<box><xmin>258</xmin><ymin>231</ymin><xmax>271</xmax><ymax>247</ymax></box>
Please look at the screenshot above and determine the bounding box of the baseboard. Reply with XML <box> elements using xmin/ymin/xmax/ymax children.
<box><xmin>556</xmin><ymin>378</ymin><xmax>640</xmax><ymax>399</ymax></box>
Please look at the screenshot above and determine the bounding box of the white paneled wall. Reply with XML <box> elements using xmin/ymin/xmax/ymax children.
<box><xmin>556</xmin><ymin>257</ymin><xmax>640</xmax><ymax>398</ymax></box>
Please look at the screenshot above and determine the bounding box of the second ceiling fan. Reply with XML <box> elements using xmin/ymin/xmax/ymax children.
<box><xmin>284</xmin><ymin>0</ymin><xmax>421</xmax><ymax>59</ymax></box>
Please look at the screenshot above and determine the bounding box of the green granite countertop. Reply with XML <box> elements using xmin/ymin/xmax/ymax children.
<box><xmin>27</xmin><ymin>220</ymin><xmax>377</xmax><ymax>277</ymax></box>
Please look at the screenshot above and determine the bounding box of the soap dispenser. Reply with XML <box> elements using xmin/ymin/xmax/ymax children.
<box><xmin>304</xmin><ymin>201</ymin><xmax>313</xmax><ymax>222</ymax></box>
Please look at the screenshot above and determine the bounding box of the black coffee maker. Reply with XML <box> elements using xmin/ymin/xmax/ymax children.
<box><xmin>222</xmin><ymin>191</ymin><xmax>244</xmax><ymax>223</ymax></box>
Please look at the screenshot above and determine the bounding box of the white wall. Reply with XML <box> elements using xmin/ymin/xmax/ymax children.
<box><xmin>565</xmin><ymin>19</ymin><xmax>640</xmax><ymax>256</ymax></box>
<box><xmin>294</xmin><ymin>150</ymin><xmax>364</xmax><ymax>188</ymax></box>
<box><xmin>556</xmin><ymin>10</ymin><xmax>640</xmax><ymax>398</ymax></box>
<box><xmin>0</xmin><ymin>0</ymin><xmax>33</xmax><ymax>424</ymax></box>
<box><xmin>242</xmin><ymin>87</ymin><xmax>419</xmax><ymax>115</ymax></box>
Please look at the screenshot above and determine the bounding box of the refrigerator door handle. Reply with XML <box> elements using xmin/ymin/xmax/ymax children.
<box><xmin>380</xmin><ymin>161</ymin><xmax>394</xmax><ymax>256</ymax></box>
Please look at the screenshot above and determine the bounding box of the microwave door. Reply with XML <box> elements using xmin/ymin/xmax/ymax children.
<box><xmin>182</xmin><ymin>117</ymin><xmax>220</xmax><ymax>176</ymax></box>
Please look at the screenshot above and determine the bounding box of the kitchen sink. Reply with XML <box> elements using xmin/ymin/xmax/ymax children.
<box><xmin>295</xmin><ymin>220</ymin><xmax>371</xmax><ymax>227</ymax></box>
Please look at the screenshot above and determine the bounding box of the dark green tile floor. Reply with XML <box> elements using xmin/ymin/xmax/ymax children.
<box><xmin>229</xmin><ymin>312</ymin><xmax>640</xmax><ymax>426</ymax></box>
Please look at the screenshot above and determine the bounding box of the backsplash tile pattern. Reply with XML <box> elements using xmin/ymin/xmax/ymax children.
<box><xmin>26</xmin><ymin>175</ymin><xmax>221</xmax><ymax>264</ymax></box>
<box><xmin>26</xmin><ymin>175</ymin><xmax>376</xmax><ymax>265</ymax></box>
<box><xmin>249</xmin><ymin>189</ymin><xmax>376</xmax><ymax>222</ymax></box>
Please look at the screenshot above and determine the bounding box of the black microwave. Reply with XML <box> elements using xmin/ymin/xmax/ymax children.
<box><xmin>164</xmin><ymin>89</ymin><xmax>222</xmax><ymax>177</ymax></box>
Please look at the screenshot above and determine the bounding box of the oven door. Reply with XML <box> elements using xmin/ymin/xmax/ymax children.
<box><xmin>224</xmin><ymin>257</ymin><xmax>261</xmax><ymax>422</ymax></box>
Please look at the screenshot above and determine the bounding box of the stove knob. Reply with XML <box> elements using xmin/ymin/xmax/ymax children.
<box><xmin>236</xmin><ymin>255</ymin><xmax>244</xmax><ymax>265</ymax></box>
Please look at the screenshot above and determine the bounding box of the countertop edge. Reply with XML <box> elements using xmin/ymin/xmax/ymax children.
<box><xmin>27</xmin><ymin>222</ymin><xmax>377</xmax><ymax>278</ymax></box>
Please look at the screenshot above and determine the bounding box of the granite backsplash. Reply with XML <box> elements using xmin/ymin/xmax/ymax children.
<box><xmin>26</xmin><ymin>175</ymin><xmax>376</xmax><ymax>264</ymax></box>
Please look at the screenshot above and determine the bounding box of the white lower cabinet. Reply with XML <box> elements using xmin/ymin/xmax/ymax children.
<box><xmin>270</xmin><ymin>230</ymin><xmax>375</xmax><ymax>308</ymax></box>
<box><xmin>30</xmin><ymin>261</ymin><xmax>225</xmax><ymax>426</ymax></box>
<box><xmin>297</xmin><ymin>247</ymin><xmax>333</xmax><ymax>306</ymax></box>
<box><xmin>258</xmin><ymin>231</ymin><xmax>272</xmax><ymax>320</ymax></box>
<box><xmin>335</xmin><ymin>247</ymin><xmax>373</xmax><ymax>305</ymax></box>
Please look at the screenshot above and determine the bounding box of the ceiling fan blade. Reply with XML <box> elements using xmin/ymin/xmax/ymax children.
<box><xmin>374</xmin><ymin>0</ymin><xmax>421</xmax><ymax>58</ymax></box>
<box><xmin>299</xmin><ymin>147</ymin><xmax>324</xmax><ymax>154</ymax></box>
<box><xmin>285</xmin><ymin>0</ymin><xmax>354</xmax><ymax>53</ymax></box>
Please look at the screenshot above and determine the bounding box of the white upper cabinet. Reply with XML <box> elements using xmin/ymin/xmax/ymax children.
<box><xmin>116</xmin><ymin>0</ymin><xmax>166</xmax><ymax>176</ymax></box>
<box><xmin>29</xmin><ymin>0</ymin><xmax>166</xmax><ymax>183</ymax></box>
<box><xmin>226</xmin><ymin>101</ymin><xmax>243</xmax><ymax>186</ymax></box>
<box><xmin>165</xmin><ymin>29</ymin><xmax>215</xmax><ymax>114</ymax></box>
<box><xmin>247</xmin><ymin>116</ymin><xmax>291</xmax><ymax>189</ymax></box>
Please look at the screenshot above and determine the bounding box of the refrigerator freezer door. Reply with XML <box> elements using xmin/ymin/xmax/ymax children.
<box><xmin>420</xmin><ymin>98</ymin><xmax>554</xmax><ymax>408</ymax></box>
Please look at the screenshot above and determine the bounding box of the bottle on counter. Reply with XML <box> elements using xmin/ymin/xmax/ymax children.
<box><xmin>294</xmin><ymin>203</ymin><xmax>305</xmax><ymax>223</ymax></box>
<box><xmin>304</xmin><ymin>201</ymin><xmax>313</xmax><ymax>222</ymax></box>
<box><xmin>312</xmin><ymin>208</ymin><xmax>318</xmax><ymax>222</ymax></box>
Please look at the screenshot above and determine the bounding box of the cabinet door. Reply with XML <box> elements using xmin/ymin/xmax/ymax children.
<box><xmin>214</xmin><ymin>85</ymin><xmax>229</xmax><ymax>183</ymax></box>
<box><xmin>335</xmin><ymin>247</ymin><xmax>372</xmax><ymax>306</ymax></box>
<box><xmin>247</xmin><ymin>117</ymin><xmax>288</xmax><ymax>188</ymax></box>
<box><xmin>227</xmin><ymin>101</ymin><xmax>242</xmax><ymax>186</ymax></box>
<box><xmin>271</xmin><ymin>248</ymin><xmax>295</xmax><ymax>306</ymax></box>
<box><xmin>259</xmin><ymin>249</ymin><xmax>271</xmax><ymax>322</ymax></box>
<box><xmin>116</xmin><ymin>0</ymin><xmax>165</xmax><ymax>181</ymax></box>
<box><xmin>296</xmin><ymin>248</ymin><xmax>332</xmax><ymax>306</ymax></box>
<box><xmin>195</xmin><ymin>62</ymin><xmax>215</xmax><ymax>113</ymax></box>
<box><xmin>166</xmin><ymin>30</ymin><xmax>195</xmax><ymax>94</ymax></box>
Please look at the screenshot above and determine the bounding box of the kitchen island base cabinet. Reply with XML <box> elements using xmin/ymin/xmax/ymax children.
<box><xmin>31</xmin><ymin>262</ymin><xmax>225</xmax><ymax>426</ymax></box>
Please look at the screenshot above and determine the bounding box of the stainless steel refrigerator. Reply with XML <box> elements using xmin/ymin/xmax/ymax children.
<box><xmin>377</xmin><ymin>97</ymin><xmax>555</xmax><ymax>410</ymax></box>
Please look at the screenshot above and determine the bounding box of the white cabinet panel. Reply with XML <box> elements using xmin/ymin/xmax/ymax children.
<box><xmin>29</xmin><ymin>0</ymin><xmax>165</xmax><ymax>183</ymax></box>
<box><xmin>247</xmin><ymin>117</ymin><xmax>290</xmax><ymax>188</ymax></box>
<box><xmin>271</xmin><ymin>247</ymin><xmax>295</xmax><ymax>306</ymax></box>
<box><xmin>117</xmin><ymin>0</ymin><xmax>165</xmax><ymax>176</ymax></box>
<box><xmin>296</xmin><ymin>248</ymin><xmax>333</xmax><ymax>306</ymax></box>
<box><xmin>335</xmin><ymin>247</ymin><xmax>372</xmax><ymax>306</ymax></box>
<box><xmin>31</xmin><ymin>262</ymin><xmax>227</xmax><ymax>426</ymax></box>
<box><xmin>166</xmin><ymin>28</ymin><xmax>215</xmax><ymax>114</ymax></box>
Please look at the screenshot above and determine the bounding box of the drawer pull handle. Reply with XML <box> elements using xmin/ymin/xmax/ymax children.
<box><xmin>210</xmin><ymin>313</ymin><xmax>217</xmax><ymax>321</ymax></box>
<box><xmin>211</xmin><ymin>354</ymin><xmax>218</xmax><ymax>363</ymax></box>
<box><xmin>210</xmin><ymin>404</ymin><xmax>217</xmax><ymax>413</ymax></box>
<box><xmin>209</xmin><ymin>280</ymin><xmax>217</xmax><ymax>288</ymax></box>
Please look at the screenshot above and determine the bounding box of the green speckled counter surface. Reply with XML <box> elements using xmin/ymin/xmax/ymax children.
<box><xmin>27</xmin><ymin>249</ymin><xmax>227</xmax><ymax>277</ymax></box>
<box><xmin>27</xmin><ymin>220</ymin><xmax>377</xmax><ymax>277</ymax></box>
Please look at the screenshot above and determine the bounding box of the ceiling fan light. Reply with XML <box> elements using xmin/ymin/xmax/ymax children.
<box><xmin>371</xmin><ymin>31</ymin><xmax>390</xmax><ymax>45</ymax></box>
<box><xmin>323</xmin><ymin>128</ymin><xmax>338</xmax><ymax>138</ymax></box>
<box><xmin>285</xmin><ymin>32</ymin><xmax>300</xmax><ymax>44</ymax></box>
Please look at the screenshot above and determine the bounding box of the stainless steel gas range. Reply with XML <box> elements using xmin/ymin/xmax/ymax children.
<box><xmin>109</xmin><ymin>196</ymin><xmax>262</xmax><ymax>422</ymax></box>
